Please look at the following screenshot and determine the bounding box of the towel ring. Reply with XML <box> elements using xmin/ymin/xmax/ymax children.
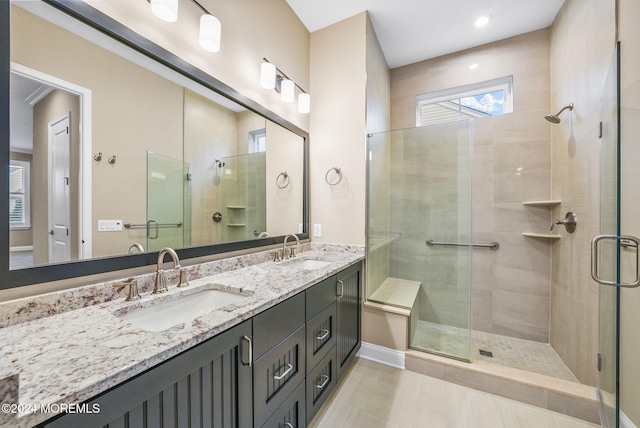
<box><xmin>276</xmin><ymin>172</ymin><xmax>290</xmax><ymax>189</ymax></box>
<box><xmin>325</xmin><ymin>167</ymin><xmax>342</xmax><ymax>186</ymax></box>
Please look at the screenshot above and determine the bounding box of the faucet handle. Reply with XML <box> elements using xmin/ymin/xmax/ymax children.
<box><xmin>177</xmin><ymin>268</ymin><xmax>189</xmax><ymax>288</ymax></box>
<box><xmin>289</xmin><ymin>247</ymin><xmax>297</xmax><ymax>258</ymax></box>
<box><xmin>113</xmin><ymin>279</ymin><xmax>141</xmax><ymax>301</ymax></box>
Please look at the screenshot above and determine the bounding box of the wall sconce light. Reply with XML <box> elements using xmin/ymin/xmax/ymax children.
<box><xmin>261</xmin><ymin>58</ymin><xmax>310</xmax><ymax>114</ymax></box>
<box><xmin>148</xmin><ymin>0</ymin><xmax>221</xmax><ymax>53</ymax></box>
<box><xmin>150</xmin><ymin>0</ymin><xmax>178</xmax><ymax>22</ymax></box>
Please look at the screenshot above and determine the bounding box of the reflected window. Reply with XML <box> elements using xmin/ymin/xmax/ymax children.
<box><xmin>9</xmin><ymin>160</ymin><xmax>30</xmax><ymax>229</ymax></box>
<box><xmin>249</xmin><ymin>128</ymin><xmax>266</xmax><ymax>153</ymax></box>
<box><xmin>416</xmin><ymin>76</ymin><xmax>513</xmax><ymax>127</ymax></box>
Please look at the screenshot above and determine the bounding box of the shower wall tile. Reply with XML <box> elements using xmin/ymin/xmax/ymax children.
<box><xmin>390</xmin><ymin>28</ymin><xmax>553</xmax><ymax>343</ymax></box>
<box><xmin>549</xmin><ymin>0</ymin><xmax>615</xmax><ymax>387</ymax></box>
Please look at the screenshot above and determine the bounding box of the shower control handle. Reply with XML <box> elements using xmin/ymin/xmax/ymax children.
<box><xmin>551</xmin><ymin>211</ymin><xmax>577</xmax><ymax>233</ymax></box>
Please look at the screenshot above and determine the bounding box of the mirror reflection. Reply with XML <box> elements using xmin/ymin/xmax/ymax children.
<box><xmin>8</xmin><ymin>2</ymin><xmax>304</xmax><ymax>270</ymax></box>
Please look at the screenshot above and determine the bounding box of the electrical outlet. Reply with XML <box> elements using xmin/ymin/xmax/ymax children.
<box><xmin>313</xmin><ymin>223</ymin><xmax>322</xmax><ymax>237</ymax></box>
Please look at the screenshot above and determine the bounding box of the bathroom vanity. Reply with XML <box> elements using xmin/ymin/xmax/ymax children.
<box><xmin>0</xmin><ymin>245</ymin><xmax>362</xmax><ymax>427</ymax></box>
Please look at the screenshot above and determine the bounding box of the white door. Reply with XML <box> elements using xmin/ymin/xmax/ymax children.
<box><xmin>48</xmin><ymin>113</ymin><xmax>72</xmax><ymax>263</ymax></box>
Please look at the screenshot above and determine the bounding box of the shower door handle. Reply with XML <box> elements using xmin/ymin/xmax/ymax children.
<box><xmin>591</xmin><ymin>234</ymin><xmax>640</xmax><ymax>288</ymax></box>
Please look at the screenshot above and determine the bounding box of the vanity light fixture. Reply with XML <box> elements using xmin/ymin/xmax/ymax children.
<box><xmin>148</xmin><ymin>0</ymin><xmax>222</xmax><ymax>53</ymax></box>
<box><xmin>150</xmin><ymin>0</ymin><xmax>178</xmax><ymax>22</ymax></box>
<box><xmin>261</xmin><ymin>58</ymin><xmax>311</xmax><ymax>114</ymax></box>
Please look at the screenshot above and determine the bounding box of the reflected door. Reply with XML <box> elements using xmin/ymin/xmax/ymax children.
<box><xmin>48</xmin><ymin>113</ymin><xmax>71</xmax><ymax>263</ymax></box>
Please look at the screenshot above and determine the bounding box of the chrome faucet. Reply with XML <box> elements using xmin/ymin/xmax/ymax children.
<box><xmin>283</xmin><ymin>234</ymin><xmax>300</xmax><ymax>258</ymax></box>
<box><xmin>154</xmin><ymin>247</ymin><xmax>189</xmax><ymax>294</ymax></box>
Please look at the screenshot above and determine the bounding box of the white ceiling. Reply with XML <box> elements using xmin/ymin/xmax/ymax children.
<box><xmin>285</xmin><ymin>0</ymin><xmax>565</xmax><ymax>68</ymax></box>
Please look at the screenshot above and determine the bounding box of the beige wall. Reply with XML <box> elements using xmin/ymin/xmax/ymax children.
<box><xmin>183</xmin><ymin>89</ymin><xmax>239</xmax><ymax>246</ymax></box>
<box><xmin>619</xmin><ymin>0</ymin><xmax>640</xmax><ymax>424</ymax></box>
<box><xmin>390</xmin><ymin>30</ymin><xmax>553</xmax><ymax>342</ymax></box>
<box><xmin>265</xmin><ymin>121</ymin><xmax>304</xmax><ymax>237</ymax></box>
<box><xmin>12</xmin><ymin>5</ymin><xmax>185</xmax><ymax>258</ymax></box>
<box><xmin>85</xmin><ymin>0</ymin><xmax>310</xmax><ymax>133</ymax></box>
<box><xmin>309</xmin><ymin>13</ymin><xmax>367</xmax><ymax>246</ymax></box>
<box><xmin>549</xmin><ymin>0</ymin><xmax>616</xmax><ymax>387</ymax></box>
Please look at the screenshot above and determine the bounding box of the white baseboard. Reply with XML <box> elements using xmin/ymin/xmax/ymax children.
<box><xmin>621</xmin><ymin>411</ymin><xmax>638</xmax><ymax>428</ymax></box>
<box><xmin>357</xmin><ymin>342</ymin><xmax>405</xmax><ymax>370</ymax></box>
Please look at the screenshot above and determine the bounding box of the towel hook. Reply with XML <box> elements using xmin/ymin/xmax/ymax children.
<box><xmin>325</xmin><ymin>167</ymin><xmax>343</xmax><ymax>186</ymax></box>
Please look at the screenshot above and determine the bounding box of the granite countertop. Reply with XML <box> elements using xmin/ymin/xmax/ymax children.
<box><xmin>0</xmin><ymin>244</ymin><xmax>364</xmax><ymax>427</ymax></box>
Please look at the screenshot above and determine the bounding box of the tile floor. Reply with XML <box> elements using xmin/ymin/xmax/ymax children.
<box><xmin>412</xmin><ymin>321</ymin><xmax>577</xmax><ymax>381</ymax></box>
<box><xmin>310</xmin><ymin>358</ymin><xmax>599</xmax><ymax>428</ymax></box>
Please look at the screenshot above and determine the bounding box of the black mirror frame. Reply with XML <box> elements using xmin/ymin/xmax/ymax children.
<box><xmin>0</xmin><ymin>0</ymin><xmax>309</xmax><ymax>289</ymax></box>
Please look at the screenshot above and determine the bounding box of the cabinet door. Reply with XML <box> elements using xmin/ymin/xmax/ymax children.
<box><xmin>40</xmin><ymin>320</ymin><xmax>253</xmax><ymax>428</ymax></box>
<box><xmin>336</xmin><ymin>262</ymin><xmax>362</xmax><ymax>379</ymax></box>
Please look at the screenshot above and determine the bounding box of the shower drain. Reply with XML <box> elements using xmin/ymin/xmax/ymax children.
<box><xmin>479</xmin><ymin>349</ymin><xmax>494</xmax><ymax>357</ymax></box>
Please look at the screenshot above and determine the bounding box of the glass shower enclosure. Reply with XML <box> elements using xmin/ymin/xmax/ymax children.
<box><xmin>367</xmin><ymin>121</ymin><xmax>472</xmax><ymax>360</ymax></box>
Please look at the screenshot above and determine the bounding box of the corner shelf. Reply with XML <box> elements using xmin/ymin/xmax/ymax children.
<box><xmin>226</xmin><ymin>206</ymin><xmax>246</xmax><ymax>209</ymax></box>
<box><xmin>522</xmin><ymin>233</ymin><xmax>562</xmax><ymax>239</ymax></box>
<box><xmin>522</xmin><ymin>200</ymin><xmax>561</xmax><ymax>207</ymax></box>
<box><xmin>226</xmin><ymin>224</ymin><xmax>247</xmax><ymax>227</ymax></box>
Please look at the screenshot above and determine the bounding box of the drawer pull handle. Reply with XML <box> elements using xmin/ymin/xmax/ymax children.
<box><xmin>242</xmin><ymin>335</ymin><xmax>253</xmax><ymax>367</ymax></box>
<box><xmin>274</xmin><ymin>363</ymin><xmax>294</xmax><ymax>380</ymax></box>
<box><xmin>316</xmin><ymin>375</ymin><xmax>330</xmax><ymax>390</ymax></box>
<box><xmin>316</xmin><ymin>329</ymin><xmax>330</xmax><ymax>340</ymax></box>
<box><xmin>284</xmin><ymin>423</ymin><xmax>294</xmax><ymax>428</ymax></box>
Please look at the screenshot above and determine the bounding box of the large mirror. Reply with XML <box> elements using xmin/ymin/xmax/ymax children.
<box><xmin>2</xmin><ymin>1</ymin><xmax>308</xmax><ymax>287</ymax></box>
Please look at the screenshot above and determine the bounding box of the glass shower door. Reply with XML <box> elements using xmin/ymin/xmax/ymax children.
<box><xmin>147</xmin><ymin>151</ymin><xmax>187</xmax><ymax>251</ymax></box>
<box><xmin>367</xmin><ymin>122</ymin><xmax>472</xmax><ymax>361</ymax></box>
<box><xmin>593</xmin><ymin>44</ymin><xmax>621</xmax><ymax>428</ymax></box>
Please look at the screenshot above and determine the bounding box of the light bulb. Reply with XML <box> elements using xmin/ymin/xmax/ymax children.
<box><xmin>150</xmin><ymin>0</ymin><xmax>178</xmax><ymax>22</ymax></box>
<box><xmin>281</xmin><ymin>79</ymin><xmax>294</xmax><ymax>103</ymax></box>
<box><xmin>475</xmin><ymin>14</ymin><xmax>490</xmax><ymax>28</ymax></box>
<box><xmin>199</xmin><ymin>14</ymin><xmax>221</xmax><ymax>52</ymax></box>
<box><xmin>260</xmin><ymin>62</ymin><xmax>276</xmax><ymax>89</ymax></box>
<box><xmin>298</xmin><ymin>93</ymin><xmax>310</xmax><ymax>114</ymax></box>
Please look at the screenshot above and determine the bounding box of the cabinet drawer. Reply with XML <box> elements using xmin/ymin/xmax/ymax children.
<box><xmin>306</xmin><ymin>345</ymin><xmax>337</xmax><ymax>425</ymax></box>
<box><xmin>261</xmin><ymin>380</ymin><xmax>306</xmax><ymax>428</ymax></box>
<box><xmin>306</xmin><ymin>275</ymin><xmax>337</xmax><ymax>320</ymax></box>
<box><xmin>254</xmin><ymin>326</ymin><xmax>306</xmax><ymax>426</ymax></box>
<box><xmin>254</xmin><ymin>292</ymin><xmax>305</xmax><ymax>360</ymax></box>
<box><xmin>306</xmin><ymin>302</ymin><xmax>336</xmax><ymax>372</ymax></box>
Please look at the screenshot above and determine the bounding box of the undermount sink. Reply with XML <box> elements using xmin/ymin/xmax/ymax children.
<box><xmin>281</xmin><ymin>258</ymin><xmax>332</xmax><ymax>270</ymax></box>
<box><xmin>117</xmin><ymin>287</ymin><xmax>251</xmax><ymax>332</ymax></box>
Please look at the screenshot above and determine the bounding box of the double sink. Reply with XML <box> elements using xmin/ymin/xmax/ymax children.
<box><xmin>116</xmin><ymin>256</ymin><xmax>332</xmax><ymax>332</ymax></box>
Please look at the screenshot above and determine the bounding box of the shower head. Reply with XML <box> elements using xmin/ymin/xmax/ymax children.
<box><xmin>545</xmin><ymin>103</ymin><xmax>574</xmax><ymax>123</ymax></box>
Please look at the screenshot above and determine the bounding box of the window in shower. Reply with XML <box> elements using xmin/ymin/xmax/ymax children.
<box><xmin>416</xmin><ymin>75</ymin><xmax>513</xmax><ymax>127</ymax></box>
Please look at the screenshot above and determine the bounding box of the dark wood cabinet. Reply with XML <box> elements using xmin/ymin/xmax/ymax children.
<box><xmin>335</xmin><ymin>262</ymin><xmax>362</xmax><ymax>379</ymax></box>
<box><xmin>40</xmin><ymin>320</ymin><xmax>253</xmax><ymax>428</ymax></box>
<box><xmin>40</xmin><ymin>261</ymin><xmax>362</xmax><ymax>428</ymax></box>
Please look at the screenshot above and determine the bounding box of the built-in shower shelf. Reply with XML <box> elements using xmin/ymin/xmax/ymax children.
<box><xmin>522</xmin><ymin>200</ymin><xmax>562</xmax><ymax>207</ymax></box>
<box><xmin>226</xmin><ymin>224</ymin><xmax>246</xmax><ymax>227</ymax></box>
<box><xmin>522</xmin><ymin>233</ymin><xmax>562</xmax><ymax>239</ymax></box>
<box><xmin>226</xmin><ymin>206</ymin><xmax>246</xmax><ymax>209</ymax></box>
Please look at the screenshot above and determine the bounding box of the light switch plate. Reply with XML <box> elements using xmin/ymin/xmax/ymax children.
<box><xmin>98</xmin><ymin>219</ymin><xmax>123</xmax><ymax>232</ymax></box>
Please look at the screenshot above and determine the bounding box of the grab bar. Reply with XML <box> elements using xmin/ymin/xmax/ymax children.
<box><xmin>124</xmin><ymin>221</ymin><xmax>183</xmax><ymax>229</ymax></box>
<box><xmin>125</xmin><ymin>220</ymin><xmax>183</xmax><ymax>240</ymax></box>
<box><xmin>426</xmin><ymin>239</ymin><xmax>500</xmax><ymax>250</ymax></box>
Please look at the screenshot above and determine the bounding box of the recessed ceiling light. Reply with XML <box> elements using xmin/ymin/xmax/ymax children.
<box><xmin>475</xmin><ymin>14</ymin><xmax>490</xmax><ymax>28</ymax></box>
<box><xmin>469</xmin><ymin>64</ymin><xmax>479</xmax><ymax>70</ymax></box>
